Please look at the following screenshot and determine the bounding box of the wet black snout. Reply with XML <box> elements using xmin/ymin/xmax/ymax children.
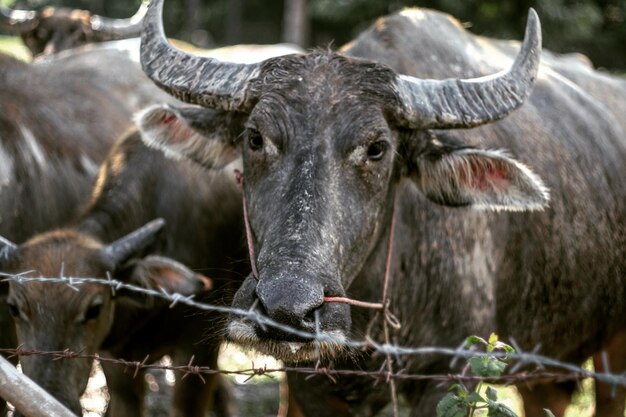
<box><xmin>228</xmin><ymin>272</ymin><xmax>352</xmax><ymax>345</ymax></box>
<box><xmin>255</xmin><ymin>272</ymin><xmax>325</xmax><ymax>332</ymax></box>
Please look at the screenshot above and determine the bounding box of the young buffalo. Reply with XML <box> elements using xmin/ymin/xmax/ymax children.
<box><xmin>0</xmin><ymin>105</ymin><xmax>248</xmax><ymax>417</ymax></box>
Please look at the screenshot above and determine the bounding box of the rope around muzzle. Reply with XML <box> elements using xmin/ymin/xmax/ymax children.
<box><xmin>234</xmin><ymin>169</ymin><xmax>400</xmax><ymax>329</ymax></box>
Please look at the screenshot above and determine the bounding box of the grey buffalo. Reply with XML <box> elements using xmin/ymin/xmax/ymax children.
<box><xmin>139</xmin><ymin>1</ymin><xmax>626</xmax><ymax>416</ymax></box>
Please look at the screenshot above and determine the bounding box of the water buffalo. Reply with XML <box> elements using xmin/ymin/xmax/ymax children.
<box><xmin>0</xmin><ymin>1</ymin><xmax>147</xmax><ymax>57</ymax></box>
<box><xmin>0</xmin><ymin>47</ymin><xmax>177</xmax><ymax>242</ymax></box>
<box><xmin>139</xmin><ymin>1</ymin><xmax>626</xmax><ymax>416</ymax></box>
<box><xmin>0</xmin><ymin>46</ymin><xmax>176</xmax><ymax>416</ymax></box>
<box><xmin>0</xmin><ymin>105</ymin><xmax>248</xmax><ymax>416</ymax></box>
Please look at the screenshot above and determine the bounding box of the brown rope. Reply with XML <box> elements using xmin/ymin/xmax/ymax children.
<box><xmin>235</xmin><ymin>171</ymin><xmax>402</xmax><ymax>415</ymax></box>
<box><xmin>235</xmin><ymin>169</ymin><xmax>400</xmax><ymax>318</ymax></box>
<box><xmin>235</xmin><ymin>170</ymin><xmax>259</xmax><ymax>280</ymax></box>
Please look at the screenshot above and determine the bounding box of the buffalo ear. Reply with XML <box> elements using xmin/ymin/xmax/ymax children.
<box><xmin>137</xmin><ymin>104</ymin><xmax>245</xmax><ymax>170</ymax></box>
<box><xmin>125</xmin><ymin>255</ymin><xmax>211</xmax><ymax>295</ymax></box>
<box><xmin>410</xmin><ymin>134</ymin><xmax>549</xmax><ymax>211</ymax></box>
<box><xmin>103</xmin><ymin>256</ymin><xmax>211</xmax><ymax>348</ymax></box>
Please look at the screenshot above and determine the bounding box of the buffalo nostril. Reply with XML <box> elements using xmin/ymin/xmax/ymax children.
<box><xmin>255</xmin><ymin>275</ymin><xmax>325</xmax><ymax>330</ymax></box>
<box><xmin>304</xmin><ymin>308</ymin><xmax>316</xmax><ymax>323</ymax></box>
<box><xmin>262</xmin><ymin>297</ymin><xmax>322</xmax><ymax>328</ymax></box>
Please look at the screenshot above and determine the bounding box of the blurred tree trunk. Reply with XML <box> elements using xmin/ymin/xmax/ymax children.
<box><xmin>283</xmin><ymin>0</ymin><xmax>307</xmax><ymax>46</ymax></box>
<box><xmin>225</xmin><ymin>0</ymin><xmax>243</xmax><ymax>44</ymax></box>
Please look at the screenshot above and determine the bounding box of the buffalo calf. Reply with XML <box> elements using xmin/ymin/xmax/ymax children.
<box><xmin>0</xmin><ymin>104</ymin><xmax>248</xmax><ymax>417</ymax></box>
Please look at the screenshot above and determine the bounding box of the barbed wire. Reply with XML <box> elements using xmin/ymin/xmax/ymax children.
<box><xmin>0</xmin><ymin>346</ymin><xmax>617</xmax><ymax>387</ymax></box>
<box><xmin>2</xmin><ymin>272</ymin><xmax>626</xmax><ymax>389</ymax></box>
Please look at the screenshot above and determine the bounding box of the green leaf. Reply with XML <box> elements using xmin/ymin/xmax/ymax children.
<box><xmin>485</xmin><ymin>386</ymin><xmax>498</xmax><ymax>401</ymax></box>
<box><xmin>544</xmin><ymin>409</ymin><xmax>556</xmax><ymax>417</ymax></box>
<box><xmin>436</xmin><ymin>393</ymin><xmax>468</xmax><ymax>417</ymax></box>
<box><xmin>448</xmin><ymin>383</ymin><xmax>467</xmax><ymax>395</ymax></box>
<box><xmin>466</xmin><ymin>335</ymin><xmax>488</xmax><ymax>348</ymax></box>
<box><xmin>469</xmin><ymin>357</ymin><xmax>507</xmax><ymax>377</ymax></box>
<box><xmin>493</xmin><ymin>341</ymin><xmax>515</xmax><ymax>356</ymax></box>
<box><xmin>487</xmin><ymin>402</ymin><xmax>518</xmax><ymax>417</ymax></box>
<box><xmin>487</xmin><ymin>333</ymin><xmax>499</xmax><ymax>352</ymax></box>
<box><xmin>466</xmin><ymin>391</ymin><xmax>485</xmax><ymax>404</ymax></box>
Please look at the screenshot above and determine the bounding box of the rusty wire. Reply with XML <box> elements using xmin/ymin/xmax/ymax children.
<box><xmin>0</xmin><ymin>346</ymin><xmax>616</xmax><ymax>386</ymax></box>
<box><xmin>2</xmin><ymin>272</ymin><xmax>626</xmax><ymax>389</ymax></box>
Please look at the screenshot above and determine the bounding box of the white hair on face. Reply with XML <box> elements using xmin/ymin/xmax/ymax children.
<box><xmin>227</xmin><ymin>320</ymin><xmax>350</xmax><ymax>363</ymax></box>
<box><xmin>0</xmin><ymin>140</ymin><xmax>14</xmax><ymax>189</ymax></box>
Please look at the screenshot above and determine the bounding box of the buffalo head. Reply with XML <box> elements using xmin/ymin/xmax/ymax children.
<box><xmin>0</xmin><ymin>1</ymin><xmax>147</xmax><ymax>56</ymax></box>
<box><xmin>140</xmin><ymin>0</ymin><xmax>548</xmax><ymax>362</ymax></box>
<box><xmin>0</xmin><ymin>219</ymin><xmax>210</xmax><ymax>415</ymax></box>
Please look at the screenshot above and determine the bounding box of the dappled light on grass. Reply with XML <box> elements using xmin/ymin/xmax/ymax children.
<box><xmin>0</xmin><ymin>36</ymin><xmax>31</xmax><ymax>61</ymax></box>
<box><xmin>472</xmin><ymin>385</ymin><xmax>523</xmax><ymax>417</ymax></box>
<box><xmin>81</xmin><ymin>360</ymin><xmax>108</xmax><ymax>417</ymax></box>
<box><xmin>564</xmin><ymin>359</ymin><xmax>595</xmax><ymax>417</ymax></box>
<box><xmin>219</xmin><ymin>343</ymin><xmax>282</xmax><ymax>384</ymax></box>
<box><xmin>219</xmin><ymin>344</ymin><xmax>284</xmax><ymax>417</ymax></box>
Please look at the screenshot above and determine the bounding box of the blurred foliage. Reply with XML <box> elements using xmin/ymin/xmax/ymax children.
<box><xmin>1</xmin><ymin>0</ymin><xmax>625</xmax><ymax>70</ymax></box>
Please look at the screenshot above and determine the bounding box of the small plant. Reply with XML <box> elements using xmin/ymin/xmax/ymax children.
<box><xmin>436</xmin><ymin>333</ymin><xmax>517</xmax><ymax>417</ymax></box>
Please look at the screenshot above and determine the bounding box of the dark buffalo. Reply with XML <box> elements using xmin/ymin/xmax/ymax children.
<box><xmin>0</xmin><ymin>49</ymin><xmax>176</xmax><ymax>242</ymax></box>
<box><xmin>0</xmin><ymin>105</ymin><xmax>247</xmax><ymax>416</ymax></box>
<box><xmin>0</xmin><ymin>47</ymin><xmax>176</xmax><ymax>415</ymax></box>
<box><xmin>139</xmin><ymin>2</ymin><xmax>626</xmax><ymax>416</ymax></box>
<box><xmin>0</xmin><ymin>1</ymin><xmax>147</xmax><ymax>57</ymax></box>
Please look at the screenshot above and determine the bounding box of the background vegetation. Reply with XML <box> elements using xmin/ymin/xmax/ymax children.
<box><xmin>1</xmin><ymin>0</ymin><xmax>625</xmax><ymax>71</ymax></box>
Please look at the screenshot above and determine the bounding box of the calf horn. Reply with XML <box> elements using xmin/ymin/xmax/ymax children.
<box><xmin>102</xmin><ymin>218</ymin><xmax>165</xmax><ymax>267</ymax></box>
<box><xmin>90</xmin><ymin>0</ymin><xmax>149</xmax><ymax>41</ymax></box>
<box><xmin>140</xmin><ymin>0</ymin><xmax>261</xmax><ymax>112</ymax></box>
<box><xmin>393</xmin><ymin>9</ymin><xmax>542</xmax><ymax>129</ymax></box>
<box><xmin>0</xmin><ymin>6</ymin><xmax>38</xmax><ymax>33</ymax></box>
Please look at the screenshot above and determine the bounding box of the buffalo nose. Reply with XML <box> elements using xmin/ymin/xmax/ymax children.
<box><xmin>255</xmin><ymin>274</ymin><xmax>325</xmax><ymax>329</ymax></box>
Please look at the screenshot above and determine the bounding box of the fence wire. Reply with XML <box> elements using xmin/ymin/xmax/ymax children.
<box><xmin>2</xmin><ymin>271</ymin><xmax>626</xmax><ymax>417</ymax></box>
<box><xmin>2</xmin><ymin>272</ymin><xmax>625</xmax><ymax>389</ymax></box>
<box><xmin>0</xmin><ymin>346</ymin><xmax>620</xmax><ymax>388</ymax></box>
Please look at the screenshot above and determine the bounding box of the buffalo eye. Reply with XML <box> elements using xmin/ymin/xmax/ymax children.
<box><xmin>7</xmin><ymin>302</ymin><xmax>19</xmax><ymax>319</ymax></box>
<box><xmin>247</xmin><ymin>129</ymin><xmax>264</xmax><ymax>151</ymax></box>
<box><xmin>367</xmin><ymin>141</ymin><xmax>389</xmax><ymax>161</ymax></box>
<box><xmin>82</xmin><ymin>301</ymin><xmax>102</xmax><ymax>324</ymax></box>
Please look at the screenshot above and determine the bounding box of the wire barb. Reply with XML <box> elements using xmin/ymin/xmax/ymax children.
<box><xmin>2</xmin><ymin>272</ymin><xmax>626</xmax><ymax>388</ymax></box>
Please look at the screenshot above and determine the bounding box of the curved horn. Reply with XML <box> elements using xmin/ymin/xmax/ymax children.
<box><xmin>90</xmin><ymin>0</ymin><xmax>148</xmax><ymax>41</ymax></box>
<box><xmin>102</xmin><ymin>218</ymin><xmax>165</xmax><ymax>267</ymax></box>
<box><xmin>394</xmin><ymin>9</ymin><xmax>542</xmax><ymax>129</ymax></box>
<box><xmin>0</xmin><ymin>235</ymin><xmax>17</xmax><ymax>263</ymax></box>
<box><xmin>140</xmin><ymin>0</ymin><xmax>261</xmax><ymax>112</ymax></box>
<box><xmin>0</xmin><ymin>6</ymin><xmax>38</xmax><ymax>34</ymax></box>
